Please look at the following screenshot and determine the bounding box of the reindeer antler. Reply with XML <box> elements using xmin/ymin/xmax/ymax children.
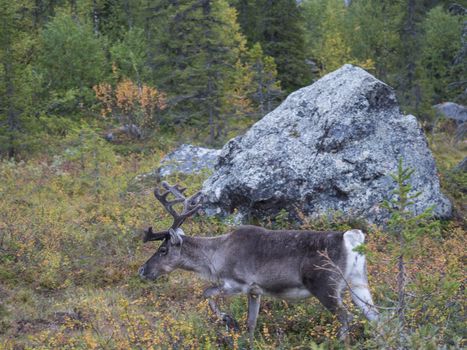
<box><xmin>143</xmin><ymin>182</ymin><xmax>203</xmax><ymax>242</ymax></box>
<box><xmin>143</xmin><ymin>226</ymin><xmax>169</xmax><ymax>243</ymax></box>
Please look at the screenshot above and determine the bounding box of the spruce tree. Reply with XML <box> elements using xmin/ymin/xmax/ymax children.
<box><xmin>110</xmin><ymin>26</ymin><xmax>151</xmax><ymax>85</ymax></box>
<box><xmin>302</xmin><ymin>0</ymin><xmax>376</xmax><ymax>75</ymax></box>
<box><xmin>395</xmin><ymin>0</ymin><xmax>461</xmax><ymax>116</ymax></box>
<box><xmin>233</xmin><ymin>0</ymin><xmax>312</xmax><ymax>92</ymax></box>
<box><xmin>245</xmin><ymin>43</ymin><xmax>282</xmax><ymax>116</ymax></box>
<box><xmin>417</xmin><ymin>6</ymin><xmax>464</xmax><ymax>112</ymax></box>
<box><xmin>0</xmin><ymin>0</ymin><xmax>36</xmax><ymax>157</ymax></box>
<box><xmin>38</xmin><ymin>13</ymin><xmax>107</xmax><ymax>114</ymax></box>
<box><xmin>32</xmin><ymin>0</ymin><xmax>61</xmax><ymax>27</ymax></box>
<box><xmin>345</xmin><ymin>0</ymin><xmax>403</xmax><ymax>81</ymax></box>
<box><xmin>398</xmin><ymin>0</ymin><xmax>423</xmax><ymax>114</ymax></box>
<box><xmin>82</xmin><ymin>0</ymin><xmax>143</xmax><ymax>40</ymax></box>
<box><xmin>152</xmin><ymin>0</ymin><xmax>250</xmax><ymax>145</ymax></box>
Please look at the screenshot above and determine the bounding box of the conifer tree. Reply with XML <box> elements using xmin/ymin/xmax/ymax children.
<box><xmin>32</xmin><ymin>0</ymin><xmax>61</xmax><ymax>27</ymax></box>
<box><xmin>382</xmin><ymin>159</ymin><xmax>439</xmax><ymax>348</ymax></box>
<box><xmin>152</xmin><ymin>0</ymin><xmax>251</xmax><ymax>145</ymax></box>
<box><xmin>317</xmin><ymin>1</ymin><xmax>355</xmax><ymax>73</ymax></box>
<box><xmin>110</xmin><ymin>26</ymin><xmax>151</xmax><ymax>85</ymax></box>
<box><xmin>302</xmin><ymin>0</ymin><xmax>375</xmax><ymax>75</ymax></box>
<box><xmin>396</xmin><ymin>0</ymin><xmax>461</xmax><ymax>116</ymax></box>
<box><xmin>0</xmin><ymin>0</ymin><xmax>36</xmax><ymax>157</ymax></box>
<box><xmin>38</xmin><ymin>13</ymin><xmax>107</xmax><ymax>114</ymax></box>
<box><xmin>417</xmin><ymin>6</ymin><xmax>464</xmax><ymax>112</ymax></box>
<box><xmin>81</xmin><ymin>0</ymin><xmax>143</xmax><ymax>40</ymax></box>
<box><xmin>345</xmin><ymin>0</ymin><xmax>403</xmax><ymax>81</ymax></box>
<box><xmin>245</xmin><ymin>43</ymin><xmax>282</xmax><ymax>115</ymax></box>
<box><xmin>233</xmin><ymin>0</ymin><xmax>312</xmax><ymax>92</ymax></box>
<box><xmin>396</xmin><ymin>0</ymin><xmax>450</xmax><ymax>113</ymax></box>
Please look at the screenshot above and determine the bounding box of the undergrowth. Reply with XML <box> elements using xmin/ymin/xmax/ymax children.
<box><xmin>0</xmin><ymin>131</ymin><xmax>464</xmax><ymax>349</ymax></box>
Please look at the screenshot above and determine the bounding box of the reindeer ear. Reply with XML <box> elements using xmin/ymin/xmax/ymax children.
<box><xmin>168</xmin><ymin>228</ymin><xmax>184</xmax><ymax>246</ymax></box>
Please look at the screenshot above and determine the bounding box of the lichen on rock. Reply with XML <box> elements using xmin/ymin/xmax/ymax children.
<box><xmin>202</xmin><ymin>64</ymin><xmax>452</xmax><ymax>224</ymax></box>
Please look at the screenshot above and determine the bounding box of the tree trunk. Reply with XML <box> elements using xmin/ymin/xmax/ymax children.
<box><xmin>70</xmin><ymin>0</ymin><xmax>78</xmax><ymax>21</ymax></box>
<box><xmin>402</xmin><ymin>0</ymin><xmax>418</xmax><ymax>112</ymax></box>
<box><xmin>92</xmin><ymin>0</ymin><xmax>99</xmax><ymax>35</ymax></box>
<box><xmin>123</xmin><ymin>0</ymin><xmax>133</xmax><ymax>29</ymax></box>
<box><xmin>4</xmin><ymin>51</ymin><xmax>17</xmax><ymax>159</ymax></box>
<box><xmin>145</xmin><ymin>0</ymin><xmax>154</xmax><ymax>70</ymax></box>
<box><xmin>208</xmin><ymin>78</ymin><xmax>215</xmax><ymax>145</ymax></box>
<box><xmin>397</xmin><ymin>248</ymin><xmax>406</xmax><ymax>349</ymax></box>
<box><xmin>33</xmin><ymin>0</ymin><xmax>45</xmax><ymax>28</ymax></box>
<box><xmin>256</xmin><ymin>60</ymin><xmax>265</xmax><ymax>115</ymax></box>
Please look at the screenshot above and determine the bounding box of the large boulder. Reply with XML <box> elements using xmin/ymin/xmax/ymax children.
<box><xmin>202</xmin><ymin>64</ymin><xmax>452</xmax><ymax>224</ymax></box>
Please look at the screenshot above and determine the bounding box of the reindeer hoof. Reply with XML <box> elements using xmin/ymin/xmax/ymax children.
<box><xmin>221</xmin><ymin>313</ymin><xmax>239</xmax><ymax>332</ymax></box>
<box><xmin>337</xmin><ymin>324</ymin><xmax>354</xmax><ymax>342</ymax></box>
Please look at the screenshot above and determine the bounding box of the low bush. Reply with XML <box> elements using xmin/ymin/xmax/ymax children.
<box><xmin>0</xmin><ymin>133</ymin><xmax>464</xmax><ymax>349</ymax></box>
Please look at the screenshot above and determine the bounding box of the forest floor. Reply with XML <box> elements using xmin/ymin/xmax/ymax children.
<box><xmin>0</xmin><ymin>131</ymin><xmax>465</xmax><ymax>349</ymax></box>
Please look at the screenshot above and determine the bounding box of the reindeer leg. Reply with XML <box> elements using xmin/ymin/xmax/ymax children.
<box><xmin>336</xmin><ymin>306</ymin><xmax>352</xmax><ymax>343</ymax></box>
<box><xmin>203</xmin><ymin>286</ymin><xmax>239</xmax><ymax>331</ymax></box>
<box><xmin>312</xmin><ymin>290</ymin><xmax>352</xmax><ymax>342</ymax></box>
<box><xmin>348</xmin><ymin>278</ymin><xmax>379</xmax><ymax>322</ymax></box>
<box><xmin>247</xmin><ymin>293</ymin><xmax>261</xmax><ymax>349</ymax></box>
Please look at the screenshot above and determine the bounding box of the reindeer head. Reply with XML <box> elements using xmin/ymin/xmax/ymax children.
<box><xmin>138</xmin><ymin>182</ymin><xmax>202</xmax><ymax>280</ymax></box>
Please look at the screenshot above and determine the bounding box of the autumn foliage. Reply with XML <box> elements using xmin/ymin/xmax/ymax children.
<box><xmin>93</xmin><ymin>78</ymin><xmax>167</xmax><ymax>137</ymax></box>
<box><xmin>0</xmin><ymin>130</ymin><xmax>465</xmax><ymax>349</ymax></box>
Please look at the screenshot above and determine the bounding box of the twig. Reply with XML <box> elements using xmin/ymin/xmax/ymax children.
<box><xmin>314</xmin><ymin>250</ymin><xmax>396</xmax><ymax>311</ymax></box>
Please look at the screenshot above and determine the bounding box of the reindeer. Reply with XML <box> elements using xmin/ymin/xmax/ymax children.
<box><xmin>139</xmin><ymin>181</ymin><xmax>379</xmax><ymax>347</ymax></box>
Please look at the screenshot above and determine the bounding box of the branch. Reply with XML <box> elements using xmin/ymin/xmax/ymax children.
<box><xmin>314</xmin><ymin>250</ymin><xmax>396</xmax><ymax>311</ymax></box>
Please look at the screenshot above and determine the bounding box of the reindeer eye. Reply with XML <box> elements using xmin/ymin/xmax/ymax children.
<box><xmin>159</xmin><ymin>246</ymin><xmax>168</xmax><ymax>255</ymax></box>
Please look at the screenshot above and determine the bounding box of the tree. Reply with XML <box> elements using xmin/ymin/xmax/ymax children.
<box><xmin>110</xmin><ymin>26</ymin><xmax>151</xmax><ymax>85</ymax></box>
<box><xmin>417</xmin><ymin>6</ymin><xmax>464</xmax><ymax>113</ymax></box>
<box><xmin>233</xmin><ymin>0</ymin><xmax>312</xmax><ymax>92</ymax></box>
<box><xmin>152</xmin><ymin>0</ymin><xmax>251</xmax><ymax>145</ymax></box>
<box><xmin>32</xmin><ymin>0</ymin><xmax>62</xmax><ymax>27</ymax></box>
<box><xmin>345</xmin><ymin>0</ymin><xmax>403</xmax><ymax>81</ymax></box>
<box><xmin>318</xmin><ymin>0</ymin><xmax>355</xmax><ymax>73</ymax></box>
<box><xmin>395</xmin><ymin>0</ymin><xmax>456</xmax><ymax>114</ymax></box>
<box><xmin>302</xmin><ymin>0</ymin><xmax>375</xmax><ymax>75</ymax></box>
<box><xmin>79</xmin><ymin>0</ymin><xmax>144</xmax><ymax>40</ymax></box>
<box><xmin>0</xmin><ymin>0</ymin><xmax>36</xmax><ymax>158</ymax></box>
<box><xmin>382</xmin><ymin>159</ymin><xmax>438</xmax><ymax>348</ymax></box>
<box><xmin>62</xmin><ymin>124</ymin><xmax>117</xmax><ymax>199</ymax></box>
<box><xmin>38</xmin><ymin>12</ymin><xmax>107</xmax><ymax>114</ymax></box>
<box><xmin>245</xmin><ymin>43</ymin><xmax>282</xmax><ymax>116</ymax></box>
<box><xmin>93</xmin><ymin>78</ymin><xmax>167</xmax><ymax>137</ymax></box>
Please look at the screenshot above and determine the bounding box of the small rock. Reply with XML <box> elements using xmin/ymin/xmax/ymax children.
<box><xmin>453</xmin><ymin>157</ymin><xmax>467</xmax><ymax>172</ymax></box>
<box><xmin>128</xmin><ymin>144</ymin><xmax>220</xmax><ymax>193</ymax></box>
<box><xmin>157</xmin><ymin>144</ymin><xmax>221</xmax><ymax>178</ymax></box>
<box><xmin>433</xmin><ymin>102</ymin><xmax>467</xmax><ymax>125</ymax></box>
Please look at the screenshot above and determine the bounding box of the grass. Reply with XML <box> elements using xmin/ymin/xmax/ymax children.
<box><xmin>0</xmin><ymin>131</ymin><xmax>465</xmax><ymax>349</ymax></box>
